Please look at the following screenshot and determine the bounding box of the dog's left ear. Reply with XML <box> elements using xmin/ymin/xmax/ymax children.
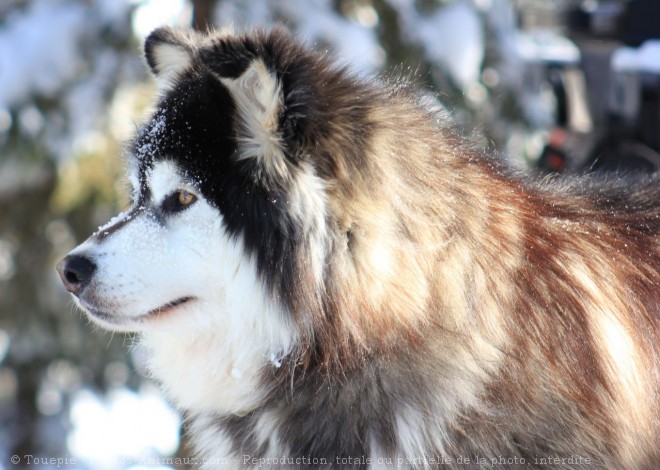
<box><xmin>144</xmin><ymin>27</ymin><xmax>197</xmax><ymax>89</ymax></box>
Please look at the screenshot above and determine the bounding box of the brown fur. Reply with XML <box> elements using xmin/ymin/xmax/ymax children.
<box><xmin>279</xmin><ymin>75</ymin><xmax>660</xmax><ymax>465</ymax></box>
<box><xmin>136</xmin><ymin>27</ymin><xmax>660</xmax><ymax>467</ymax></box>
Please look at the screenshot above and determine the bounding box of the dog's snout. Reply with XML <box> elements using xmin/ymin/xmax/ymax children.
<box><xmin>57</xmin><ymin>255</ymin><xmax>96</xmax><ymax>296</ymax></box>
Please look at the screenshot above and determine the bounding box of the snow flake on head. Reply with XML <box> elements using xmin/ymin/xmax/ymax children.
<box><xmin>135</xmin><ymin>107</ymin><xmax>169</xmax><ymax>164</ymax></box>
<box><xmin>95</xmin><ymin>210</ymin><xmax>133</xmax><ymax>235</ymax></box>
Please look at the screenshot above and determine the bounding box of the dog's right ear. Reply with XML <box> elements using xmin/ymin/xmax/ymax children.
<box><xmin>144</xmin><ymin>27</ymin><xmax>197</xmax><ymax>89</ymax></box>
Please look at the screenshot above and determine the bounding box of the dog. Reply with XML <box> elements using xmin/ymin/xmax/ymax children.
<box><xmin>57</xmin><ymin>27</ymin><xmax>660</xmax><ymax>468</ymax></box>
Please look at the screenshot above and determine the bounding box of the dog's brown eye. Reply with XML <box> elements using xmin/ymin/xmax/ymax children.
<box><xmin>162</xmin><ymin>190</ymin><xmax>197</xmax><ymax>214</ymax></box>
<box><xmin>178</xmin><ymin>190</ymin><xmax>196</xmax><ymax>206</ymax></box>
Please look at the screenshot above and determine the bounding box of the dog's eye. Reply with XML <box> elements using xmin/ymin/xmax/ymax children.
<box><xmin>178</xmin><ymin>190</ymin><xmax>196</xmax><ymax>206</ymax></box>
<box><xmin>162</xmin><ymin>190</ymin><xmax>197</xmax><ymax>213</ymax></box>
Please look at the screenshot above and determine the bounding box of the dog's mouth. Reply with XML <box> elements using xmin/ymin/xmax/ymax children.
<box><xmin>83</xmin><ymin>296</ymin><xmax>195</xmax><ymax>327</ymax></box>
<box><xmin>143</xmin><ymin>296</ymin><xmax>195</xmax><ymax>319</ymax></box>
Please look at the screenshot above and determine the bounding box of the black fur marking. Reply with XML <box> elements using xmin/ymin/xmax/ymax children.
<box><xmin>199</xmin><ymin>38</ymin><xmax>256</xmax><ymax>79</ymax></box>
<box><xmin>136</xmin><ymin>29</ymin><xmax>377</xmax><ymax>310</ymax></box>
<box><xmin>135</xmin><ymin>53</ymin><xmax>303</xmax><ymax>303</ymax></box>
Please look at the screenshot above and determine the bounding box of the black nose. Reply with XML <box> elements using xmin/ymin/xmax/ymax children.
<box><xmin>56</xmin><ymin>255</ymin><xmax>96</xmax><ymax>296</ymax></box>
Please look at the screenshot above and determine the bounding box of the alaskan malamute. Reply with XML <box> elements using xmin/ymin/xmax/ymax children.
<box><xmin>58</xmin><ymin>27</ymin><xmax>660</xmax><ymax>468</ymax></box>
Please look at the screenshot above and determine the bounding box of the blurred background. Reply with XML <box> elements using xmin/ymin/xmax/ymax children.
<box><xmin>0</xmin><ymin>0</ymin><xmax>658</xmax><ymax>468</ymax></box>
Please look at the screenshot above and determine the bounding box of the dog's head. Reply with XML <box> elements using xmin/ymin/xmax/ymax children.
<box><xmin>57</xmin><ymin>27</ymin><xmax>353</xmax><ymax>412</ymax></box>
<box><xmin>57</xmin><ymin>29</ymin><xmax>451</xmax><ymax>408</ymax></box>
<box><xmin>57</xmin><ymin>28</ymin><xmax>337</xmax><ymax>334</ymax></box>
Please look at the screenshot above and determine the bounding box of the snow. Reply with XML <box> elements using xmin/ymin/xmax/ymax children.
<box><xmin>67</xmin><ymin>386</ymin><xmax>181</xmax><ymax>467</ymax></box>
<box><xmin>515</xmin><ymin>30</ymin><xmax>580</xmax><ymax>65</ymax></box>
<box><xmin>0</xmin><ymin>0</ymin><xmax>132</xmax><ymax>110</ymax></box>
<box><xmin>136</xmin><ymin>109</ymin><xmax>169</xmax><ymax>162</ymax></box>
<box><xmin>131</xmin><ymin>0</ymin><xmax>192</xmax><ymax>40</ymax></box>
<box><xmin>217</xmin><ymin>0</ymin><xmax>489</xmax><ymax>83</ymax></box>
<box><xmin>0</xmin><ymin>0</ymin><xmax>86</xmax><ymax>109</ymax></box>
<box><xmin>391</xmin><ymin>0</ymin><xmax>485</xmax><ymax>91</ymax></box>
<box><xmin>215</xmin><ymin>0</ymin><xmax>384</xmax><ymax>73</ymax></box>
<box><xmin>278</xmin><ymin>0</ymin><xmax>385</xmax><ymax>73</ymax></box>
<box><xmin>96</xmin><ymin>210</ymin><xmax>133</xmax><ymax>234</ymax></box>
<box><xmin>0</xmin><ymin>0</ymin><xmax>137</xmax><ymax>162</ymax></box>
<box><xmin>612</xmin><ymin>40</ymin><xmax>660</xmax><ymax>73</ymax></box>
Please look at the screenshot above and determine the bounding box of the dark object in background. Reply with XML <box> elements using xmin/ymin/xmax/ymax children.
<box><xmin>566</xmin><ymin>0</ymin><xmax>660</xmax><ymax>45</ymax></box>
<box><xmin>622</xmin><ymin>0</ymin><xmax>660</xmax><ymax>47</ymax></box>
<box><xmin>538</xmin><ymin>129</ymin><xmax>568</xmax><ymax>173</ymax></box>
<box><xmin>541</xmin><ymin>0</ymin><xmax>660</xmax><ymax>174</ymax></box>
<box><xmin>191</xmin><ymin>0</ymin><xmax>218</xmax><ymax>32</ymax></box>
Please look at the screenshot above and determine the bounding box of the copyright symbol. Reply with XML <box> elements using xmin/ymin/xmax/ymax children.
<box><xmin>10</xmin><ymin>455</ymin><xmax>19</xmax><ymax>465</ymax></box>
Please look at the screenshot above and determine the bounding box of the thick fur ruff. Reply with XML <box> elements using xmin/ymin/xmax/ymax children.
<box><xmin>60</xmin><ymin>27</ymin><xmax>660</xmax><ymax>468</ymax></box>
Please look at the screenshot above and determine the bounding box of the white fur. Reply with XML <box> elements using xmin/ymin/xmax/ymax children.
<box><xmin>71</xmin><ymin>161</ymin><xmax>298</xmax><ymax>415</ymax></box>
<box><xmin>188</xmin><ymin>415</ymin><xmax>242</xmax><ymax>469</ymax></box>
<box><xmin>151</xmin><ymin>42</ymin><xmax>194</xmax><ymax>92</ymax></box>
<box><xmin>288</xmin><ymin>163</ymin><xmax>330</xmax><ymax>287</ymax></box>
<box><xmin>147</xmin><ymin>159</ymin><xmax>191</xmax><ymax>203</ymax></box>
<box><xmin>253</xmin><ymin>409</ymin><xmax>289</xmax><ymax>460</ymax></box>
<box><xmin>393</xmin><ymin>405</ymin><xmax>450</xmax><ymax>468</ymax></box>
<box><xmin>569</xmin><ymin>260</ymin><xmax>655</xmax><ymax>462</ymax></box>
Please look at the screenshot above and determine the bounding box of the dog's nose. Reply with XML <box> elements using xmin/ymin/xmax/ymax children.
<box><xmin>56</xmin><ymin>255</ymin><xmax>96</xmax><ymax>296</ymax></box>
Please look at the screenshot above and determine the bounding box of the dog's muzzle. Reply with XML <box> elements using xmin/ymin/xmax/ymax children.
<box><xmin>57</xmin><ymin>254</ymin><xmax>96</xmax><ymax>297</ymax></box>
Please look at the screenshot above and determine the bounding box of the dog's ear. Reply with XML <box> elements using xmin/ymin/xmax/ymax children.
<box><xmin>217</xmin><ymin>58</ymin><xmax>290</xmax><ymax>181</ymax></box>
<box><xmin>144</xmin><ymin>27</ymin><xmax>196</xmax><ymax>89</ymax></box>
